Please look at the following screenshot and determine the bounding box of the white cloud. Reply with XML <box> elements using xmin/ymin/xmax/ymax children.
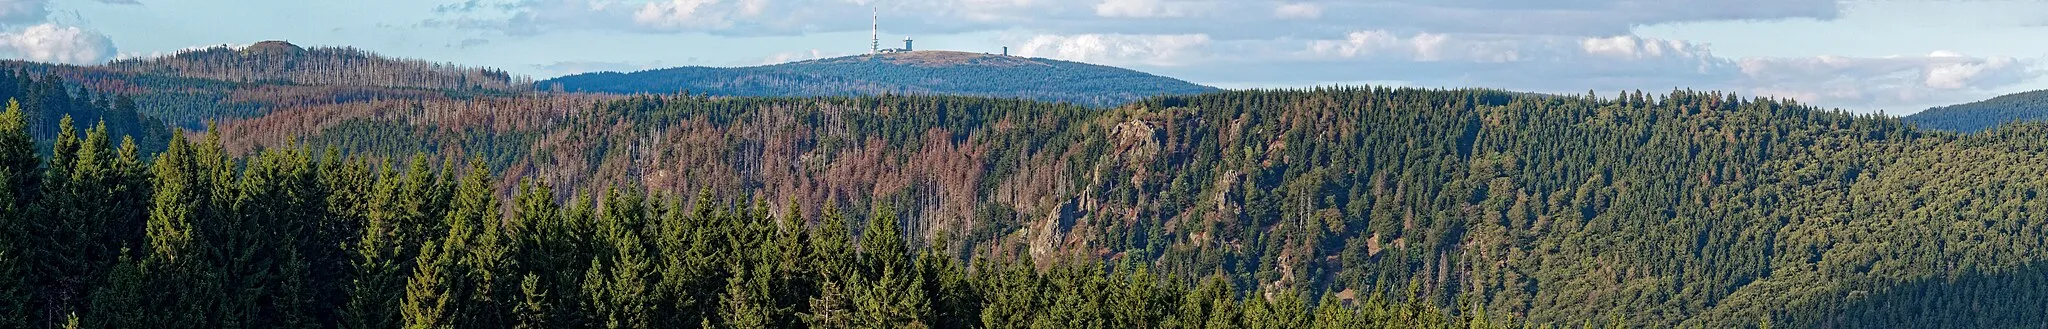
<box><xmin>429</xmin><ymin>0</ymin><xmax>1842</xmax><ymax>38</ymax></box>
<box><xmin>1731</xmin><ymin>54</ymin><xmax>2036</xmax><ymax>107</ymax></box>
<box><xmin>1579</xmin><ymin>36</ymin><xmax>1708</xmax><ymax>61</ymax></box>
<box><xmin>1163</xmin><ymin>32</ymin><xmax>2040</xmax><ymax>111</ymax></box>
<box><xmin>632</xmin><ymin>0</ymin><xmax>769</xmax><ymax>31</ymax></box>
<box><xmin>1015</xmin><ymin>33</ymin><xmax>1211</xmax><ymax>66</ymax></box>
<box><xmin>1273</xmin><ymin>3</ymin><xmax>1320</xmax><ymax>19</ymax></box>
<box><xmin>1307</xmin><ymin>30</ymin><xmax>1633</xmax><ymax>63</ymax></box>
<box><xmin>751</xmin><ymin>49</ymin><xmax>839</xmax><ymax>65</ymax></box>
<box><xmin>420</xmin><ymin>0</ymin><xmax>2035</xmax><ymax>112</ymax></box>
<box><xmin>0</xmin><ymin>23</ymin><xmax>115</xmax><ymax>65</ymax></box>
<box><xmin>1094</xmin><ymin>0</ymin><xmax>1198</xmax><ymax>18</ymax></box>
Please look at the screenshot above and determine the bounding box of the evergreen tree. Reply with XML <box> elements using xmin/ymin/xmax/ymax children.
<box><xmin>513</xmin><ymin>274</ymin><xmax>548</xmax><ymax>329</ymax></box>
<box><xmin>717</xmin><ymin>267</ymin><xmax>774</xmax><ymax>329</ymax></box>
<box><xmin>0</xmin><ymin>173</ymin><xmax>26</xmax><ymax>329</ymax></box>
<box><xmin>142</xmin><ymin>134</ymin><xmax>210</xmax><ymax>329</ymax></box>
<box><xmin>29</xmin><ymin>115</ymin><xmax>85</xmax><ymax>328</ymax></box>
<box><xmin>401</xmin><ymin>241</ymin><xmax>452</xmax><ymax>329</ymax></box>
<box><xmin>587</xmin><ymin>190</ymin><xmax>652</xmax><ymax>329</ymax></box>
<box><xmin>0</xmin><ymin>99</ymin><xmax>35</xmax><ymax>202</ymax></box>
<box><xmin>446</xmin><ymin>160</ymin><xmax>511</xmax><ymax>328</ymax></box>
<box><xmin>850</xmin><ymin>207</ymin><xmax>930</xmax><ymax>328</ymax></box>
<box><xmin>83</xmin><ymin>252</ymin><xmax>143</xmax><ymax>329</ymax></box>
<box><xmin>802</xmin><ymin>281</ymin><xmax>856</xmax><ymax>329</ymax></box>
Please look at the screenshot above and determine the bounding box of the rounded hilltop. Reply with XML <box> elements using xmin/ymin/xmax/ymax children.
<box><xmin>804</xmin><ymin>50</ymin><xmax>1051</xmax><ymax>68</ymax></box>
<box><xmin>539</xmin><ymin>49</ymin><xmax>1219</xmax><ymax>107</ymax></box>
<box><xmin>242</xmin><ymin>40</ymin><xmax>306</xmax><ymax>56</ymax></box>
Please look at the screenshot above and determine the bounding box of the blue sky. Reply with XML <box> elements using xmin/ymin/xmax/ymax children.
<box><xmin>2</xmin><ymin>0</ymin><xmax>2045</xmax><ymax>114</ymax></box>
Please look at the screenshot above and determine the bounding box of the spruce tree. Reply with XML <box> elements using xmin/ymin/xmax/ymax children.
<box><xmin>142</xmin><ymin>134</ymin><xmax>210</xmax><ymax>329</ymax></box>
<box><xmin>513</xmin><ymin>274</ymin><xmax>548</xmax><ymax>329</ymax></box>
<box><xmin>83</xmin><ymin>252</ymin><xmax>143</xmax><ymax>329</ymax></box>
<box><xmin>401</xmin><ymin>240</ymin><xmax>452</xmax><ymax>329</ymax></box>
<box><xmin>589</xmin><ymin>190</ymin><xmax>651</xmax><ymax>329</ymax></box>
<box><xmin>850</xmin><ymin>207</ymin><xmax>929</xmax><ymax>328</ymax></box>
<box><xmin>29</xmin><ymin>115</ymin><xmax>84</xmax><ymax>328</ymax></box>
<box><xmin>447</xmin><ymin>160</ymin><xmax>509</xmax><ymax>328</ymax></box>
<box><xmin>717</xmin><ymin>267</ymin><xmax>773</xmax><ymax>329</ymax></box>
<box><xmin>0</xmin><ymin>173</ymin><xmax>26</xmax><ymax>329</ymax></box>
<box><xmin>0</xmin><ymin>98</ymin><xmax>36</xmax><ymax>202</ymax></box>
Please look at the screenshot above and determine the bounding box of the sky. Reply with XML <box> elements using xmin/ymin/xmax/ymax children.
<box><xmin>1</xmin><ymin>0</ymin><xmax>2045</xmax><ymax>114</ymax></box>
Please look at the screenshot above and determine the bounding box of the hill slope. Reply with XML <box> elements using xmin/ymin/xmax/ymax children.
<box><xmin>207</xmin><ymin>88</ymin><xmax>2048</xmax><ymax>327</ymax></box>
<box><xmin>539</xmin><ymin>51</ymin><xmax>1220</xmax><ymax>106</ymax></box>
<box><xmin>105</xmin><ymin>40</ymin><xmax>532</xmax><ymax>92</ymax></box>
<box><xmin>1</xmin><ymin>41</ymin><xmax>542</xmax><ymax>129</ymax></box>
<box><xmin>1904</xmin><ymin>89</ymin><xmax>2048</xmax><ymax>132</ymax></box>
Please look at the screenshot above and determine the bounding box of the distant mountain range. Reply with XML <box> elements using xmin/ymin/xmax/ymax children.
<box><xmin>1904</xmin><ymin>89</ymin><xmax>2048</xmax><ymax>132</ymax></box>
<box><xmin>0</xmin><ymin>41</ymin><xmax>531</xmax><ymax>129</ymax></box>
<box><xmin>538</xmin><ymin>51</ymin><xmax>1220</xmax><ymax>106</ymax></box>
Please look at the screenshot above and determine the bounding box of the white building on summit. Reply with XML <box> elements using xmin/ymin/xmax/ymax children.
<box><xmin>871</xmin><ymin>9</ymin><xmax>915</xmax><ymax>54</ymax></box>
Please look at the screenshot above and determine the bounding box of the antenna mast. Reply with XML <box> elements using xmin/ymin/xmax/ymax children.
<box><xmin>871</xmin><ymin>8</ymin><xmax>880</xmax><ymax>54</ymax></box>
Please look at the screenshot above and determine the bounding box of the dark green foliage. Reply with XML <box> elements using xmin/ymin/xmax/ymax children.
<box><xmin>539</xmin><ymin>51</ymin><xmax>1219</xmax><ymax>107</ymax></box>
<box><xmin>240</xmin><ymin>87</ymin><xmax>2048</xmax><ymax>328</ymax></box>
<box><xmin>0</xmin><ymin>72</ymin><xmax>174</xmax><ymax>153</ymax></box>
<box><xmin>28</xmin><ymin>87</ymin><xmax>2048</xmax><ymax>328</ymax></box>
<box><xmin>2</xmin><ymin>129</ymin><xmax>1498</xmax><ymax>329</ymax></box>
<box><xmin>1905</xmin><ymin>89</ymin><xmax>2048</xmax><ymax>132</ymax></box>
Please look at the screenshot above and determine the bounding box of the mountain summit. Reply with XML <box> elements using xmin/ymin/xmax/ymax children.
<box><xmin>539</xmin><ymin>51</ymin><xmax>1220</xmax><ymax>106</ymax></box>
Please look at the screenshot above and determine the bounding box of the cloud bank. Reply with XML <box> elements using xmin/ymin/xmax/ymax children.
<box><xmin>430</xmin><ymin>0</ymin><xmax>2040</xmax><ymax>111</ymax></box>
<box><xmin>0</xmin><ymin>23</ymin><xmax>115</xmax><ymax>65</ymax></box>
<box><xmin>0</xmin><ymin>0</ymin><xmax>119</xmax><ymax>65</ymax></box>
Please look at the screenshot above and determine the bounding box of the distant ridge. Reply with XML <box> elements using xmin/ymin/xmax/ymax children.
<box><xmin>1904</xmin><ymin>89</ymin><xmax>2048</xmax><ymax>132</ymax></box>
<box><xmin>539</xmin><ymin>51</ymin><xmax>1220</xmax><ymax>106</ymax></box>
<box><xmin>106</xmin><ymin>40</ymin><xmax>532</xmax><ymax>92</ymax></box>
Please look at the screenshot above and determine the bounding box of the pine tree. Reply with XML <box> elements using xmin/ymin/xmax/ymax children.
<box><xmin>513</xmin><ymin>274</ymin><xmax>548</xmax><ymax>329</ymax></box>
<box><xmin>850</xmin><ymin>207</ymin><xmax>930</xmax><ymax>328</ymax></box>
<box><xmin>813</xmin><ymin>206</ymin><xmax>854</xmax><ymax>280</ymax></box>
<box><xmin>447</xmin><ymin>160</ymin><xmax>510</xmax><ymax>328</ymax></box>
<box><xmin>344</xmin><ymin>160</ymin><xmax>405</xmax><ymax>329</ymax></box>
<box><xmin>0</xmin><ymin>98</ymin><xmax>36</xmax><ymax>202</ymax></box>
<box><xmin>84</xmin><ymin>251</ymin><xmax>144</xmax><ymax>329</ymax></box>
<box><xmin>859</xmin><ymin>206</ymin><xmax>910</xmax><ymax>275</ymax></box>
<box><xmin>587</xmin><ymin>190</ymin><xmax>652</xmax><ymax>329</ymax></box>
<box><xmin>802</xmin><ymin>280</ymin><xmax>856</xmax><ymax>329</ymax></box>
<box><xmin>1311</xmin><ymin>292</ymin><xmax>1358</xmax><ymax>328</ymax></box>
<box><xmin>0</xmin><ymin>89</ymin><xmax>34</xmax><ymax>329</ymax></box>
<box><xmin>766</xmin><ymin>201</ymin><xmax>818</xmax><ymax>327</ymax></box>
<box><xmin>29</xmin><ymin>115</ymin><xmax>85</xmax><ymax>328</ymax></box>
<box><xmin>141</xmin><ymin>134</ymin><xmax>210</xmax><ymax>329</ymax></box>
<box><xmin>69</xmin><ymin>122</ymin><xmax>140</xmax><ymax>294</ymax></box>
<box><xmin>0</xmin><ymin>173</ymin><xmax>26</xmax><ymax>329</ymax></box>
<box><xmin>510</xmin><ymin>182</ymin><xmax>582</xmax><ymax>329</ymax></box>
<box><xmin>401</xmin><ymin>241</ymin><xmax>452</xmax><ymax>329</ymax></box>
<box><xmin>718</xmin><ymin>267</ymin><xmax>774</xmax><ymax>329</ymax></box>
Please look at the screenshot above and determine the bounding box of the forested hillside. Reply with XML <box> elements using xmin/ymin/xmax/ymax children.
<box><xmin>1905</xmin><ymin>89</ymin><xmax>2048</xmax><ymax>132</ymax></box>
<box><xmin>200</xmin><ymin>87</ymin><xmax>2048</xmax><ymax>327</ymax></box>
<box><xmin>0</xmin><ymin>70</ymin><xmax>172</xmax><ymax>152</ymax></box>
<box><xmin>0</xmin><ymin>102</ymin><xmax>1512</xmax><ymax>329</ymax></box>
<box><xmin>540</xmin><ymin>51</ymin><xmax>1219</xmax><ymax>107</ymax></box>
<box><xmin>106</xmin><ymin>41</ymin><xmax>532</xmax><ymax>92</ymax></box>
<box><xmin>0</xmin><ymin>41</ymin><xmax>543</xmax><ymax>129</ymax></box>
